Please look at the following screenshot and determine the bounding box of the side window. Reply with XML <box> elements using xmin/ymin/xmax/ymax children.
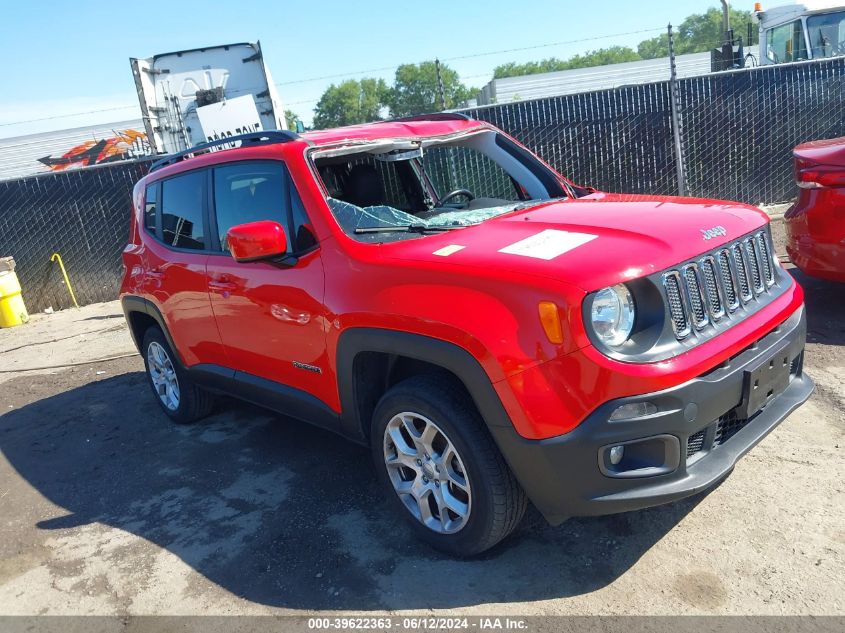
<box><xmin>767</xmin><ymin>20</ymin><xmax>808</xmax><ymax>63</ymax></box>
<box><xmin>213</xmin><ymin>161</ymin><xmax>317</xmax><ymax>254</ymax></box>
<box><xmin>160</xmin><ymin>171</ymin><xmax>206</xmax><ymax>250</ymax></box>
<box><xmin>213</xmin><ymin>162</ymin><xmax>287</xmax><ymax>253</ymax></box>
<box><xmin>144</xmin><ymin>183</ymin><xmax>158</xmax><ymax>235</ymax></box>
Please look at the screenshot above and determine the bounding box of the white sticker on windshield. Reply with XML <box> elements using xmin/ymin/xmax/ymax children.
<box><xmin>498</xmin><ymin>230</ymin><xmax>597</xmax><ymax>260</ymax></box>
<box><xmin>433</xmin><ymin>245</ymin><xmax>466</xmax><ymax>257</ymax></box>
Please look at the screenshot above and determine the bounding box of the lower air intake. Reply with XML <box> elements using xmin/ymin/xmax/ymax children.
<box><xmin>687</xmin><ymin>429</ymin><xmax>707</xmax><ymax>457</ymax></box>
<box><xmin>715</xmin><ymin>410</ymin><xmax>751</xmax><ymax>446</ymax></box>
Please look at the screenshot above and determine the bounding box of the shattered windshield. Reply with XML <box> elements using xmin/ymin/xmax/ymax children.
<box><xmin>313</xmin><ymin>129</ymin><xmax>567</xmax><ymax>241</ymax></box>
<box><xmin>327</xmin><ymin>197</ymin><xmax>524</xmax><ymax>232</ymax></box>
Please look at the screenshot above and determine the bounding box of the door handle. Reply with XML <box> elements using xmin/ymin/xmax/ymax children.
<box><xmin>147</xmin><ymin>269</ymin><xmax>165</xmax><ymax>279</ymax></box>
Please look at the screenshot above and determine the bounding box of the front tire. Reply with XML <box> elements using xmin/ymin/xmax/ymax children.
<box><xmin>371</xmin><ymin>374</ymin><xmax>527</xmax><ymax>556</ymax></box>
<box><xmin>141</xmin><ymin>327</ymin><xmax>213</xmax><ymax>424</ymax></box>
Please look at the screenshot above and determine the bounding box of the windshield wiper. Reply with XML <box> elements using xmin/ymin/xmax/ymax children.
<box><xmin>354</xmin><ymin>224</ymin><xmax>464</xmax><ymax>234</ymax></box>
<box><xmin>511</xmin><ymin>196</ymin><xmax>567</xmax><ymax>213</ymax></box>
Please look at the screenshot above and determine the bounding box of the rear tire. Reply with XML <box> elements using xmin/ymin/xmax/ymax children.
<box><xmin>141</xmin><ymin>327</ymin><xmax>214</xmax><ymax>424</ymax></box>
<box><xmin>371</xmin><ymin>374</ymin><xmax>527</xmax><ymax>557</ymax></box>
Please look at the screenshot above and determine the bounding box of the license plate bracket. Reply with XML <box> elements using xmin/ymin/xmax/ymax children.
<box><xmin>740</xmin><ymin>343</ymin><xmax>791</xmax><ymax>419</ymax></box>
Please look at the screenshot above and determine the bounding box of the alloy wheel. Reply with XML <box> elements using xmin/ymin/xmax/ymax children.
<box><xmin>383</xmin><ymin>412</ymin><xmax>472</xmax><ymax>534</ymax></box>
<box><xmin>147</xmin><ymin>341</ymin><xmax>180</xmax><ymax>411</ymax></box>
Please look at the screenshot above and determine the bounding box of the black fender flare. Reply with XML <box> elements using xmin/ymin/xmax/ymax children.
<box><xmin>120</xmin><ymin>295</ymin><xmax>185</xmax><ymax>367</ymax></box>
<box><xmin>335</xmin><ymin>328</ymin><xmax>514</xmax><ymax>442</ymax></box>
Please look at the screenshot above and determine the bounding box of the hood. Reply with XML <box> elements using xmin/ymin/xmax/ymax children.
<box><xmin>383</xmin><ymin>192</ymin><xmax>769</xmax><ymax>292</ymax></box>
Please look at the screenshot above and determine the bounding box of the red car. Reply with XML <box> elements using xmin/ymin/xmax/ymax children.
<box><xmin>786</xmin><ymin>137</ymin><xmax>845</xmax><ymax>282</ymax></box>
<box><xmin>120</xmin><ymin>115</ymin><xmax>813</xmax><ymax>556</ymax></box>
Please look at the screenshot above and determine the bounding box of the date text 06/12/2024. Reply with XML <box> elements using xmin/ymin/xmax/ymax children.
<box><xmin>306</xmin><ymin>617</ymin><xmax>528</xmax><ymax>630</ymax></box>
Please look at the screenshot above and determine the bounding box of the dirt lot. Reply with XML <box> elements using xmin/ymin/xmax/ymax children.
<box><xmin>0</xmin><ymin>218</ymin><xmax>842</xmax><ymax>616</ymax></box>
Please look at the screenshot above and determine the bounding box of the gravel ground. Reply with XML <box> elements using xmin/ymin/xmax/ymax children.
<box><xmin>0</xmin><ymin>218</ymin><xmax>842</xmax><ymax>616</ymax></box>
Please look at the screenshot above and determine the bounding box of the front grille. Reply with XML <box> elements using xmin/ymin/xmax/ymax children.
<box><xmin>718</xmin><ymin>250</ymin><xmax>738</xmax><ymax>309</ymax></box>
<box><xmin>733</xmin><ymin>243</ymin><xmax>752</xmax><ymax>301</ymax></box>
<box><xmin>756</xmin><ymin>233</ymin><xmax>775</xmax><ymax>286</ymax></box>
<box><xmin>662</xmin><ymin>230</ymin><xmax>777</xmax><ymax>341</ymax></box>
<box><xmin>665</xmin><ymin>272</ymin><xmax>689</xmax><ymax>336</ymax></box>
<box><xmin>684</xmin><ymin>265</ymin><xmax>708</xmax><ymax>327</ymax></box>
<box><xmin>701</xmin><ymin>257</ymin><xmax>723</xmax><ymax>318</ymax></box>
<box><xmin>715</xmin><ymin>410</ymin><xmax>752</xmax><ymax>445</ymax></box>
<box><xmin>744</xmin><ymin>239</ymin><xmax>764</xmax><ymax>293</ymax></box>
<box><xmin>687</xmin><ymin>429</ymin><xmax>707</xmax><ymax>456</ymax></box>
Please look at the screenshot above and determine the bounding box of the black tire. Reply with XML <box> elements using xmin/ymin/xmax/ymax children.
<box><xmin>141</xmin><ymin>327</ymin><xmax>214</xmax><ymax>424</ymax></box>
<box><xmin>371</xmin><ymin>374</ymin><xmax>527</xmax><ymax>557</ymax></box>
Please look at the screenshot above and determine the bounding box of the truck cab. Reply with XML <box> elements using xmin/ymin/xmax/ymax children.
<box><xmin>757</xmin><ymin>1</ymin><xmax>845</xmax><ymax>64</ymax></box>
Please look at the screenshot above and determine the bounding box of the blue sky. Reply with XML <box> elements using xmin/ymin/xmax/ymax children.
<box><xmin>0</xmin><ymin>0</ymin><xmax>719</xmax><ymax>137</ymax></box>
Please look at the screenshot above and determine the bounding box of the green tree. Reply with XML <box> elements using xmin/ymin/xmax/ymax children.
<box><xmin>567</xmin><ymin>46</ymin><xmax>641</xmax><ymax>68</ymax></box>
<box><xmin>494</xmin><ymin>46</ymin><xmax>641</xmax><ymax>79</ymax></box>
<box><xmin>638</xmin><ymin>7</ymin><xmax>755</xmax><ymax>59</ymax></box>
<box><xmin>494</xmin><ymin>59</ymin><xmax>569</xmax><ymax>78</ymax></box>
<box><xmin>284</xmin><ymin>109</ymin><xmax>300</xmax><ymax>131</ymax></box>
<box><xmin>312</xmin><ymin>78</ymin><xmax>388</xmax><ymax>129</ymax></box>
<box><xmin>386</xmin><ymin>61</ymin><xmax>475</xmax><ymax>117</ymax></box>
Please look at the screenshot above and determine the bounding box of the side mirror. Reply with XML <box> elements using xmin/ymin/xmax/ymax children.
<box><xmin>227</xmin><ymin>221</ymin><xmax>288</xmax><ymax>263</ymax></box>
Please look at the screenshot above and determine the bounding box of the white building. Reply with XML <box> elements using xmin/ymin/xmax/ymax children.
<box><xmin>475</xmin><ymin>47</ymin><xmax>760</xmax><ymax>106</ymax></box>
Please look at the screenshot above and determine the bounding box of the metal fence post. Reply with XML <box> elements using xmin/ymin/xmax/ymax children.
<box><xmin>435</xmin><ymin>59</ymin><xmax>447</xmax><ymax>111</ymax></box>
<box><xmin>668</xmin><ymin>24</ymin><xmax>688</xmax><ymax>197</ymax></box>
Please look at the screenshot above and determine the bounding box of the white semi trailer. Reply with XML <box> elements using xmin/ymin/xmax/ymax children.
<box><xmin>130</xmin><ymin>42</ymin><xmax>287</xmax><ymax>155</ymax></box>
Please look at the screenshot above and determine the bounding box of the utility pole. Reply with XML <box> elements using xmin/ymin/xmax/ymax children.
<box><xmin>668</xmin><ymin>24</ymin><xmax>688</xmax><ymax>197</ymax></box>
<box><xmin>435</xmin><ymin>58</ymin><xmax>447</xmax><ymax>111</ymax></box>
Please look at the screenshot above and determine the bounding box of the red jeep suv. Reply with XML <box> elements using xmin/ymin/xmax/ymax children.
<box><xmin>121</xmin><ymin>114</ymin><xmax>813</xmax><ymax>556</ymax></box>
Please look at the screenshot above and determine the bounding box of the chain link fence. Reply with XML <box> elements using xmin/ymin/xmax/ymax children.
<box><xmin>466</xmin><ymin>81</ymin><xmax>679</xmax><ymax>196</ymax></box>
<box><xmin>465</xmin><ymin>56</ymin><xmax>845</xmax><ymax>205</ymax></box>
<box><xmin>1</xmin><ymin>55</ymin><xmax>844</xmax><ymax>311</ymax></box>
<box><xmin>0</xmin><ymin>160</ymin><xmax>153</xmax><ymax>313</ymax></box>
<box><xmin>678</xmin><ymin>58</ymin><xmax>845</xmax><ymax>203</ymax></box>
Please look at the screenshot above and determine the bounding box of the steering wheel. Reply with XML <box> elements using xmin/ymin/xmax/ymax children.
<box><xmin>439</xmin><ymin>189</ymin><xmax>475</xmax><ymax>206</ymax></box>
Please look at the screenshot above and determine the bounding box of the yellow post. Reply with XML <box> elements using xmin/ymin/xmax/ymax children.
<box><xmin>50</xmin><ymin>253</ymin><xmax>80</xmax><ymax>309</ymax></box>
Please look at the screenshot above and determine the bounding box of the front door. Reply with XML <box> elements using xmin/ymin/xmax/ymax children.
<box><xmin>205</xmin><ymin>160</ymin><xmax>329</xmax><ymax>402</ymax></box>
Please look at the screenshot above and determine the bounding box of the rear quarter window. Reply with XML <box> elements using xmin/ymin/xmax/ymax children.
<box><xmin>160</xmin><ymin>172</ymin><xmax>206</xmax><ymax>250</ymax></box>
<box><xmin>143</xmin><ymin>183</ymin><xmax>158</xmax><ymax>235</ymax></box>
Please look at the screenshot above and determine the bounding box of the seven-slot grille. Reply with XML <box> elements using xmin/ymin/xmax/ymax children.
<box><xmin>663</xmin><ymin>231</ymin><xmax>776</xmax><ymax>340</ymax></box>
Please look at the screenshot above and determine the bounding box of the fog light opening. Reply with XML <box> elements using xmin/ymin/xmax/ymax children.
<box><xmin>599</xmin><ymin>435</ymin><xmax>681</xmax><ymax>479</ymax></box>
<box><xmin>609</xmin><ymin>445</ymin><xmax>624</xmax><ymax>465</ymax></box>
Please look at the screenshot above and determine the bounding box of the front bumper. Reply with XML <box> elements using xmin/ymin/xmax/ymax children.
<box><xmin>491</xmin><ymin>306</ymin><xmax>814</xmax><ymax>525</ymax></box>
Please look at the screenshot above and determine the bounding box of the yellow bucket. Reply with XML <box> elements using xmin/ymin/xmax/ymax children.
<box><xmin>0</xmin><ymin>269</ymin><xmax>29</xmax><ymax>327</ymax></box>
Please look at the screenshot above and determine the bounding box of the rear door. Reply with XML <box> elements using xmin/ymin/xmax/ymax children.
<box><xmin>141</xmin><ymin>169</ymin><xmax>227</xmax><ymax>367</ymax></box>
<box><xmin>205</xmin><ymin>160</ymin><xmax>328</xmax><ymax>399</ymax></box>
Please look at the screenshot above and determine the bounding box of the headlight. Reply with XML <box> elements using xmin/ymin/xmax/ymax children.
<box><xmin>590</xmin><ymin>284</ymin><xmax>635</xmax><ymax>347</ymax></box>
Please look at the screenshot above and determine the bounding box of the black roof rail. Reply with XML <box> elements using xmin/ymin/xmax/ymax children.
<box><xmin>149</xmin><ymin>130</ymin><xmax>300</xmax><ymax>173</ymax></box>
<box><xmin>385</xmin><ymin>112</ymin><xmax>473</xmax><ymax>123</ymax></box>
